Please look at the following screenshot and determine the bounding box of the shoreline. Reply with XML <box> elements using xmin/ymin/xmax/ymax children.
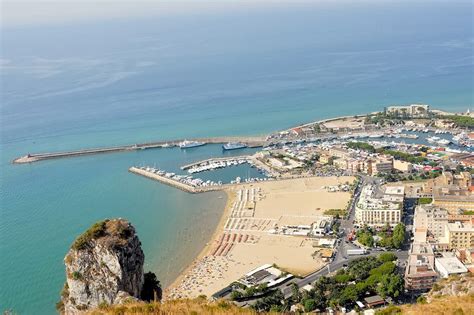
<box><xmin>164</xmin><ymin>188</ymin><xmax>235</xmax><ymax>298</ymax></box>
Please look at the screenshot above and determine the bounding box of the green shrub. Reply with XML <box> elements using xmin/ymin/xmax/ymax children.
<box><xmin>72</xmin><ymin>220</ymin><xmax>107</xmax><ymax>250</ymax></box>
<box><xmin>375</xmin><ymin>305</ymin><xmax>402</xmax><ymax>315</ymax></box>
<box><xmin>71</xmin><ymin>271</ymin><xmax>82</xmax><ymax>280</ymax></box>
<box><xmin>418</xmin><ymin>197</ymin><xmax>433</xmax><ymax>205</ymax></box>
<box><xmin>304</xmin><ymin>299</ymin><xmax>317</xmax><ymax>312</ymax></box>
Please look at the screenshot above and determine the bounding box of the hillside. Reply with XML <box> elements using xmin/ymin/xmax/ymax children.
<box><xmin>89</xmin><ymin>275</ymin><xmax>474</xmax><ymax>315</ymax></box>
<box><xmin>87</xmin><ymin>298</ymin><xmax>262</xmax><ymax>315</ymax></box>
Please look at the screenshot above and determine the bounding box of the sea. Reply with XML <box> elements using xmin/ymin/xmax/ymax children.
<box><xmin>1</xmin><ymin>1</ymin><xmax>473</xmax><ymax>313</ymax></box>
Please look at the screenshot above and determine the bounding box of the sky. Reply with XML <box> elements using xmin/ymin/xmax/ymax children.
<box><xmin>3</xmin><ymin>0</ymin><xmax>455</xmax><ymax>29</ymax></box>
<box><xmin>1</xmin><ymin>0</ymin><xmax>298</xmax><ymax>28</ymax></box>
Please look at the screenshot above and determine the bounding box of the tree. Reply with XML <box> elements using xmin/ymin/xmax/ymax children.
<box><xmin>304</xmin><ymin>299</ymin><xmax>317</xmax><ymax>312</ymax></box>
<box><xmin>290</xmin><ymin>283</ymin><xmax>302</xmax><ymax>303</ymax></box>
<box><xmin>141</xmin><ymin>272</ymin><xmax>162</xmax><ymax>301</ymax></box>
<box><xmin>392</xmin><ymin>223</ymin><xmax>406</xmax><ymax>249</ymax></box>
<box><xmin>377</xmin><ymin>274</ymin><xmax>404</xmax><ymax>298</ymax></box>
<box><xmin>230</xmin><ymin>291</ymin><xmax>243</xmax><ymax>300</ymax></box>
<box><xmin>339</xmin><ymin>284</ymin><xmax>358</xmax><ymax>306</ymax></box>
<box><xmin>378</xmin><ymin>252</ymin><xmax>397</xmax><ymax>263</ymax></box>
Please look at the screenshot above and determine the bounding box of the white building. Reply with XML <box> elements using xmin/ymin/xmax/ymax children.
<box><xmin>413</xmin><ymin>205</ymin><xmax>448</xmax><ymax>241</ymax></box>
<box><xmin>385</xmin><ymin>104</ymin><xmax>430</xmax><ymax>118</ymax></box>
<box><xmin>434</xmin><ymin>256</ymin><xmax>468</xmax><ymax>278</ymax></box>
<box><xmin>383</xmin><ymin>186</ymin><xmax>405</xmax><ymax>203</ymax></box>
<box><xmin>355</xmin><ymin>185</ymin><xmax>402</xmax><ymax>227</ymax></box>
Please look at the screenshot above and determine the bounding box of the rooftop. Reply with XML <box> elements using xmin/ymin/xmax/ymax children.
<box><xmin>435</xmin><ymin>257</ymin><xmax>468</xmax><ymax>274</ymax></box>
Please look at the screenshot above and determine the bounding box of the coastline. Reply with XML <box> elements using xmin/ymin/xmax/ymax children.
<box><xmin>164</xmin><ymin>188</ymin><xmax>235</xmax><ymax>298</ymax></box>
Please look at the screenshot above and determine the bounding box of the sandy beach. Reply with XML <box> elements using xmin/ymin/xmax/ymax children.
<box><xmin>165</xmin><ymin>176</ymin><xmax>354</xmax><ymax>299</ymax></box>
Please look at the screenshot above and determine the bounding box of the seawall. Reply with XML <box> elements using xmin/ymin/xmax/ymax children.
<box><xmin>13</xmin><ymin>136</ymin><xmax>267</xmax><ymax>164</ymax></box>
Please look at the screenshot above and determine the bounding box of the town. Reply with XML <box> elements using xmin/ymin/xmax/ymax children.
<box><xmin>163</xmin><ymin>104</ymin><xmax>474</xmax><ymax>313</ymax></box>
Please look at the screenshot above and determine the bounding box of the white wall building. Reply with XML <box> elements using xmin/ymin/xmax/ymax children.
<box><xmin>355</xmin><ymin>185</ymin><xmax>402</xmax><ymax>227</ymax></box>
<box><xmin>434</xmin><ymin>256</ymin><xmax>468</xmax><ymax>278</ymax></box>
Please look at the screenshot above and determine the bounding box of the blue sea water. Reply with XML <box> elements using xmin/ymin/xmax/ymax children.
<box><xmin>1</xmin><ymin>1</ymin><xmax>473</xmax><ymax>313</ymax></box>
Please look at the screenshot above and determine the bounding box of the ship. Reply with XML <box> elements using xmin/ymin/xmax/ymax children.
<box><xmin>179</xmin><ymin>140</ymin><xmax>206</xmax><ymax>149</ymax></box>
<box><xmin>222</xmin><ymin>142</ymin><xmax>248</xmax><ymax>150</ymax></box>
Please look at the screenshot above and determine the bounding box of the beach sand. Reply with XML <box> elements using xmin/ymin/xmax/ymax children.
<box><xmin>165</xmin><ymin>176</ymin><xmax>354</xmax><ymax>299</ymax></box>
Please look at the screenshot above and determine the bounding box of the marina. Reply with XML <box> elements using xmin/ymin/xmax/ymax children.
<box><xmin>181</xmin><ymin>156</ymin><xmax>253</xmax><ymax>174</ymax></box>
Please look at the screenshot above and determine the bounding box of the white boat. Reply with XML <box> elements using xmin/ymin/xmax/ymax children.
<box><xmin>179</xmin><ymin>140</ymin><xmax>206</xmax><ymax>149</ymax></box>
<box><xmin>437</xmin><ymin>139</ymin><xmax>451</xmax><ymax>146</ymax></box>
<box><xmin>427</xmin><ymin>136</ymin><xmax>440</xmax><ymax>143</ymax></box>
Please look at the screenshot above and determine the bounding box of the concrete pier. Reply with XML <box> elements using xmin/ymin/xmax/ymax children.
<box><xmin>129</xmin><ymin>167</ymin><xmax>226</xmax><ymax>193</ymax></box>
<box><xmin>13</xmin><ymin>136</ymin><xmax>267</xmax><ymax>164</ymax></box>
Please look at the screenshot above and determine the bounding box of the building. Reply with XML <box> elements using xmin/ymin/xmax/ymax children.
<box><xmin>319</xmin><ymin>154</ymin><xmax>331</xmax><ymax>165</ymax></box>
<box><xmin>455</xmin><ymin>248</ymin><xmax>474</xmax><ymax>264</ymax></box>
<box><xmin>311</xmin><ymin>217</ymin><xmax>334</xmax><ymax>237</ymax></box>
<box><xmin>423</xmin><ymin>172</ymin><xmax>474</xmax><ymax>213</ymax></box>
<box><xmin>367</xmin><ymin>157</ymin><xmax>393</xmax><ymax>175</ymax></box>
<box><xmin>347</xmin><ymin>158</ymin><xmax>367</xmax><ymax>174</ymax></box>
<box><xmin>440</xmin><ymin>221</ymin><xmax>474</xmax><ymax>249</ymax></box>
<box><xmin>393</xmin><ymin>160</ymin><xmax>413</xmax><ymax>173</ymax></box>
<box><xmin>383</xmin><ymin>186</ymin><xmax>405</xmax><ymax>203</ymax></box>
<box><xmin>433</xmin><ymin>188</ymin><xmax>474</xmax><ymax>213</ymax></box>
<box><xmin>434</xmin><ymin>256</ymin><xmax>468</xmax><ymax>278</ymax></box>
<box><xmin>413</xmin><ymin>205</ymin><xmax>448</xmax><ymax>241</ymax></box>
<box><xmin>385</xmin><ymin>104</ymin><xmax>430</xmax><ymax>118</ymax></box>
<box><xmin>424</xmin><ymin>172</ymin><xmax>472</xmax><ymax>194</ymax></box>
<box><xmin>329</xmin><ymin>147</ymin><xmax>350</xmax><ymax>159</ymax></box>
<box><xmin>333</xmin><ymin>157</ymin><xmax>348</xmax><ymax>170</ymax></box>
<box><xmin>404</xmin><ymin>243</ymin><xmax>438</xmax><ymax>291</ymax></box>
<box><xmin>355</xmin><ymin>184</ymin><xmax>402</xmax><ymax>227</ymax></box>
<box><xmin>364</xmin><ymin>295</ymin><xmax>386</xmax><ymax>308</ymax></box>
<box><xmin>238</xmin><ymin>264</ymin><xmax>293</xmax><ymax>288</ymax></box>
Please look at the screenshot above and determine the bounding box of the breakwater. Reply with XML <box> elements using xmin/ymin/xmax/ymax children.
<box><xmin>12</xmin><ymin>136</ymin><xmax>267</xmax><ymax>164</ymax></box>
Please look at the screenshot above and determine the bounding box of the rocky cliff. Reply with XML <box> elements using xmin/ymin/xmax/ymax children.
<box><xmin>58</xmin><ymin>219</ymin><xmax>148</xmax><ymax>314</ymax></box>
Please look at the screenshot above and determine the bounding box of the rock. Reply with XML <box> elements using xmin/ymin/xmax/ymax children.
<box><xmin>59</xmin><ymin>219</ymin><xmax>145</xmax><ymax>314</ymax></box>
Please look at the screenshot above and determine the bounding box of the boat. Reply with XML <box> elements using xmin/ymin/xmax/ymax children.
<box><xmin>223</xmin><ymin>142</ymin><xmax>248</xmax><ymax>150</ymax></box>
<box><xmin>437</xmin><ymin>139</ymin><xmax>451</xmax><ymax>146</ymax></box>
<box><xmin>368</xmin><ymin>134</ymin><xmax>383</xmax><ymax>138</ymax></box>
<box><xmin>427</xmin><ymin>136</ymin><xmax>440</xmax><ymax>143</ymax></box>
<box><xmin>179</xmin><ymin>140</ymin><xmax>206</xmax><ymax>149</ymax></box>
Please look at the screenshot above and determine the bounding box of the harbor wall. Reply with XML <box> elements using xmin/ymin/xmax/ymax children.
<box><xmin>13</xmin><ymin>136</ymin><xmax>267</xmax><ymax>164</ymax></box>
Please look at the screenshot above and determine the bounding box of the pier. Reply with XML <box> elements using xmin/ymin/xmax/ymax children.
<box><xmin>181</xmin><ymin>155</ymin><xmax>251</xmax><ymax>170</ymax></box>
<box><xmin>13</xmin><ymin>136</ymin><xmax>267</xmax><ymax>164</ymax></box>
<box><xmin>129</xmin><ymin>167</ymin><xmax>226</xmax><ymax>193</ymax></box>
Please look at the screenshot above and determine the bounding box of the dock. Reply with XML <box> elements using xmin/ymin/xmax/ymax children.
<box><xmin>13</xmin><ymin>136</ymin><xmax>267</xmax><ymax>164</ymax></box>
<box><xmin>129</xmin><ymin>167</ymin><xmax>226</xmax><ymax>194</ymax></box>
<box><xmin>180</xmin><ymin>155</ymin><xmax>252</xmax><ymax>170</ymax></box>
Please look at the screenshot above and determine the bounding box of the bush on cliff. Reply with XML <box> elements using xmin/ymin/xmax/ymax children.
<box><xmin>72</xmin><ymin>220</ymin><xmax>107</xmax><ymax>250</ymax></box>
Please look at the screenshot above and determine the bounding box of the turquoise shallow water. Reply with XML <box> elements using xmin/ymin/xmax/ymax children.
<box><xmin>1</xmin><ymin>1</ymin><xmax>473</xmax><ymax>314</ymax></box>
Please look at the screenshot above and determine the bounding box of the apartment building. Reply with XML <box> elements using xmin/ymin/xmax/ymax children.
<box><xmin>413</xmin><ymin>205</ymin><xmax>448</xmax><ymax>241</ymax></box>
<box><xmin>355</xmin><ymin>184</ymin><xmax>402</xmax><ymax>227</ymax></box>
<box><xmin>439</xmin><ymin>221</ymin><xmax>474</xmax><ymax>250</ymax></box>
<box><xmin>404</xmin><ymin>243</ymin><xmax>438</xmax><ymax>291</ymax></box>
